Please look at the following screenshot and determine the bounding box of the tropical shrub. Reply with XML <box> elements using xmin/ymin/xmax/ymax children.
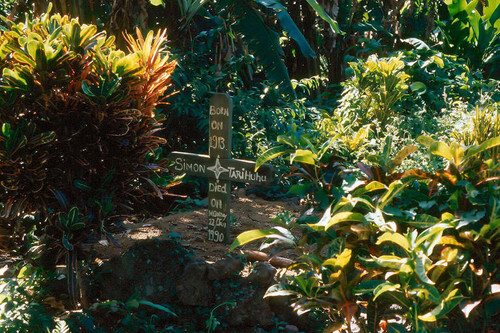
<box><xmin>0</xmin><ymin>264</ymin><xmax>57</xmax><ymax>332</ymax></box>
<box><xmin>437</xmin><ymin>0</ymin><xmax>500</xmax><ymax>79</ymax></box>
<box><xmin>0</xmin><ymin>9</ymin><xmax>176</xmax><ymax>302</ymax></box>
<box><xmin>340</xmin><ymin>55</ymin><xmax>410</xmax><ymax>125</ymax></box>
<box><xmin>232</xmin><ymin>135</ymin><xmax>500</xmax><ymax>332</ymax></box>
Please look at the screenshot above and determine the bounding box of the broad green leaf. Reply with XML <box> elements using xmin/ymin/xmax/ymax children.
<box><xmin>233</xmin><ymin>2</ymin><xmax>295</xmax><ymax>97</ymax></box>
<box><xmin>286</xmin><ymin>183</ymin><xmax>313</xmax><ymax>196</ymax></box>
<box><xmin>464</xmin><ymin>136</ymin><xmax>500</xmax><ymax>160</ymax></box>
<box><xmin>401</xmin><ymin>37</ymin><xmax>431</xmax><ymax>50</ymax></box>
<box><xmin>387</xmin><ymin>323</ymin><xmax>409</xmax><ymax>333</ymax></box>
<box><xmin>347</xmin><ymin>125</ymin><xmax>370</xmax><ymax>151</ymax></box>
<box><xmin>229</xmin><ymin>229</ymin><xmax>292</xmax><ymax>252</ymax></box>
<box><xmin>254</xmin><ymin>0</ymin><xmax>315</xmax><ymax>58</ymax></box>
<box><xmin>376</xmin><ymin>232</ymin><xmax>410</xmax><ymax>252</ymax></box>
<box><xmin>264</xmin><ymin>288</ymin><xmax>296</xmax><ymax>298</ymax></box>
<box><xmin>138</xmin><ymin>300</ymin><xmax>177</xmax><ymax>316</ymax></box>
<box><xmin>1</xmin><ymin>123</ymin><xmax>11</xmax><ymax>137</ymax></box>
<box><xmin>410</xmin><ymin>82</ymin><xmax>427</xmax><ymax>95</ymax></box>
<box><xmin>379</xmin><ymin>180</ymin><xmax>411</xmax><ymax>209</ymax></box>
<box><xmin>353</xmin><ymin>181</ymin><xmax>386</xmax><ymax>196</ymax></box>
<box><xmin>255</xmin><ymin>145</ymin><xmax>293</xmax><ymax>170</ymax></box>
<box><xmin>277</xmin><ymin>133</ymin><xmax>297</xmax><ymax>147</ymax></box>
<box><xmin>430</xmin><ymin>55</ymin><xmax>445</xmax><ymax>68</ymax></box>
<box><xmin>326</xmin><ymin>212</ymin><xmax>364</xmax><ymax>230</ymax></box>
<box><xmin>352</xmin><ymin>280</ymin><xmax>385</xmax><ymax>295</ymax></box>
<box><xmin>17</xmin><ymin>265</ymin><xmax>29</xmax><ymax>279</ymax></box>
<box><xmin>417</xmin><ymin>135</ymin><xmax>435</xmax><ymax>147</ymax></box>
<box><xmin>323</xmin><ymin>248</ymin><xmax>352</xmax><ymax>268</ymax></box>
<box><xmin>310</xmin><ymin>203</ymin><xmax>332</xmax><ymax>230</ymax></box>
<box><xmin>415</xmin><ymin>252</ymin><xmax>434</xmax><ymax>285</ymax></box>
<box><xmin>364</xmin><ymin>208</ymin><xmax>388</xmax><ymax>229</ymax></box>
<box><xmin>446</xmin><ymin>0</ymin><xmax>470</xmax><ymax>17</ymax></box>
<box><xmin>419</xmin><ymin>289</ymin><xmax>464</xmax><ymax>322</ymax></box>
<box><xmin>290</xmin><ymin>149</ymin><xmax>317</xmax><ymax>165</ymax></box>
<box><xmin>438</xmin><ymin>235</ymin><xmax>464</xmax><ymax>248</ymax></box>
<box><xmin>373</xmin><ymin>282</ymin><xmax>401</xmax><ymax>300</ymax></box>
<box><xmin>392</xmin><ymin>145</ymin><xmax>418</xmax><ymax>169</ymax></box>
<box><xmin>405</xmin><ymin>214</ymin><xmax>441</xmax><ymax>229</ymax></box>
<box><xmin>410</xmin><ymin>284</ymin><xmax>441</xmax><ymax>304</ymax></box>
<box><xmin>304</xmin><ymin>0</ymin><xmax>341</xmax><ymax>34</ymax></box>
<box><xmin>429</xmin><ymin>141</ymin><xmax>454</xmax><ymax>162</ymax></box>
<box><xmin>370</xmin><ymin>255</ymin><xmax>407</xmax><ymax>269</ymax></box>
<box><xmin>415</xmin><ymin>224</ymin><xmax>450</xmax><ymax>249</ymax></box>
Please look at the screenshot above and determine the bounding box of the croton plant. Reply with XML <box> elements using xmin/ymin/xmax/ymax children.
<box><xmin>0</xmin><ymin>9</ymin><xmax>176</xmax><ymax>267</ymax></box>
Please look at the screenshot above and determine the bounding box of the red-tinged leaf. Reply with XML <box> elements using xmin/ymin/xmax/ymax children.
<box><xmin>142</xmin><ymin>177</ymin><xmax>163</xmax><ymax>199</ymax></box>
<box><xmin>357</xmin><ymin>162</ymin><xmax>373</xmax><ymax>179</ymax></box>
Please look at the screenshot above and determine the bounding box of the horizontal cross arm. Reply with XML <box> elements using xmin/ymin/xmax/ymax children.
<box><xmin>168</xmin><ymin>151</ymin><xmax>273</xmax><ymax>185</ymax></box>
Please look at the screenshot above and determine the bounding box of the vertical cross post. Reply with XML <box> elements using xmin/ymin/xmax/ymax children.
<box><xmin>167</xmin><ymin>94</ymin><xmax>273</xmax><ymax>243</ymax></box>
<box><xmin>207</xmin><ymin>94</ymin><xmax>232</xmax><ymax>243</ymax></box>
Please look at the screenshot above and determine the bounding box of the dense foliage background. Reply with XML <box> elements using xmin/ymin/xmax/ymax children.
<box><xmin>0</xmin><ymin>1</ymin><xmax>499</xmax><ymax>332</ymax></box>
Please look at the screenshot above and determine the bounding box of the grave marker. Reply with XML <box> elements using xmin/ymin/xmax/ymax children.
<box><xmin>168</xmin><ymin>94</ymin><xmax>273</xmax><ymax>243</ymax></box>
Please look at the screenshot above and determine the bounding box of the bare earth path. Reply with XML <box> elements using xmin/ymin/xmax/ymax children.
<box><xmin>93</xmin><ymin>193</ymin><xmax>303</xmax><ymax>262</ymax></box>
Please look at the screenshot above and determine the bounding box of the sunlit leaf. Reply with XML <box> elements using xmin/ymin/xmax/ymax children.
<box><xmin>419</xmin><ymin>289</ymin><xmax>464</xmax><ymax>322</ymax></box>
<box><xmin>326</xmin><ymin>211</ymin><xmax>364</xmax><ymax>230</ymax></box>
<box><xmin>229</xmin><ymin>229</ymin><xmax>293</xmax><ymax>252</ymax></box>
<box><xmin>255</xmin><ymin>145</ymin><xmax>293</xmax><ymax>171</ymax></box>
<box><xmin>376</xmin><ymin>232</ymin><xmax>410</xmax><ymax>252</ymax></box>
<box><xmin>290</xmin><ymin>149</ymin><xmax>317</xmax><ymax>165</ymax></box>
<box><xmin>415</xmin><ymin>252</ymin><xmax>434</xmax><ymax>285</ymax></box>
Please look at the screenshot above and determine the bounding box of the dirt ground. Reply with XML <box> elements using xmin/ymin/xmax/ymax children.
<box><xmin>92</xmin><ymin>190</ymin><xmax>304</xmax><ymax>262</ymax></box>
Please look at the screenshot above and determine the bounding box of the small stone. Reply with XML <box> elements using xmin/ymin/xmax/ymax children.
<box><xmin>235</xmin><ymin>188</ymin><xmax>246</xmax><ymax>198</ymax></box>
<box><xmin>285</xmin><ymin>324</ymin><xmax>299</xmax><ymax>332</ymax></box>
<box><xmin>247</xmin><ymin>262</ymin><xmax>276</xmax><ymax>287</ymax></box>
<box><xmin>176</xmin><ymin>259</ymin><xmax>213</xmax><ymax>306</ymax></box>
<box><xmin>207</xmin><ymin>257</ymin><xmax>242</xmax><ymax>280</ymax></box>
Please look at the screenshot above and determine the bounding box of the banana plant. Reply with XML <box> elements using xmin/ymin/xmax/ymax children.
<box><xmin>150</xmin><ymin>0</ymin><xmax>324</xmax><ymax>97</ymax></box>
<box><xmin>438</xmin><ymin>0</ymin><xmax>500</xmax><ymax>78</ymax></box>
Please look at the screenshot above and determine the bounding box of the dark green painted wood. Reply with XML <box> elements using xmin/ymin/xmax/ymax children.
<box><xmin>208</xmin><ymin>179</ymin><xmax>230</xmax><ymax>242</ymax></box>
<box><xmin>167</xmin><ymin>152</ymin><xmax>273</xmax><ymax>185</ymax></box>
<box><xmin>167</xmin><ymin>93</ymin><xmax>273</xmax><ymax>244</ymax></box>
<box><xmin>209</xmin><ymin>94</ymin><xmax>232</xmax><ymax>159</ymax></box>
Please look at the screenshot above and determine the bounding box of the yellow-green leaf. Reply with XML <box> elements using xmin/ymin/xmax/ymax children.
<box><xmin>229</xmin><ymin>229</ymin><xmax>292</xmax><ymax>252</ymax></box>
<box><xmin>290</xmin><ymin>149</ymin><xmax>317</xmax><ymax>165</ymax></box>
<box><xmin>255</xmin><ymin>145</ymin><xmax>292</xmax><ymax>171</ymax></box>
<box><xmin>376</xmin><ymin>232</ymin><xmax>410</xmax><ymax>252</ymax></box>
<box><xmin>429</xmin><ymin>141</ymin><xmax>454</xmax><ymax>162</ymax></box>
<box><xmin>326</xmin><ymin>211</ymin><xmax>364</xmax><ymax>230</ymax></box>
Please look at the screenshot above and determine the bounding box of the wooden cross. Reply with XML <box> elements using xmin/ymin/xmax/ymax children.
<box><xmin>167</xmin><ymin>93</ymin><xmax>273</xmax><ymax>243</ymax></box>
